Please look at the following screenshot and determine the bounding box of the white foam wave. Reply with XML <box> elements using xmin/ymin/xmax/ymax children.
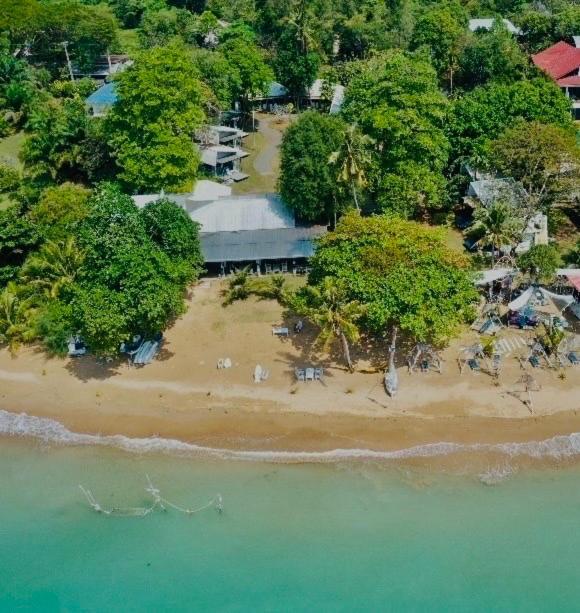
<box><xmin>2</xmin><ymin>410</ymin><xmax>580</xmax><ymax>463</ymax></box>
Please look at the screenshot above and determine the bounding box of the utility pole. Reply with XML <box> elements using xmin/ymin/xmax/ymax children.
<box><xmin>61</xmin><ymin>41</ymin><xmax>75</xmax><ymax>82</ymax></box>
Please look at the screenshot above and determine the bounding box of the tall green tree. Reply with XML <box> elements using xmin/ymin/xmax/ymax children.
<box><xmin>342</xmin><ymin>51</ymin><xmax>450</xmax><ymax>219</ymax></box>
<box><xmin>106</xmin><ymin>44</ymin><xmax>206</xmax><ymax>192</ymax></box>
<box><xmin>447</xmin><ymin>78</ymin><xmax>573</xmax><ymax>164</ymax></box>
<box><xmin>20</xmin><ymin>237</ymin><xmax>85</xmax><ymax>300</ymax></box>
<box><xmin>292</xmin><ymin>276</ymin><xmax>365</xmax><ymax>372</ymax></box>
<box><xmin>279</xmin><ymin>111</ymin><xmax>347</xmax><ymax>222</ymax></box>
<box><xmin>308</xmin><ymin>212</ymin><xmax>478</xmax><ymax>343</ymax></box>
<box><xmin>220</xmin><ymin>27</ymin><xmax>274</xmax><ymax>108</ymax></box>
<box><xmin>471</xmin><ymin>201</ymin><xmax>522</xmax><ymax>266</ymax></box>
<box><xmin>411</xmin><ymin>5</ymin><xmax>468</xmax><ymax>91</ymax></box>
<box><xmin>489</xmin><ymin>121</ymin><xmax>580</xmax><ymax>212</ymax></box>
<box><xmin>457</xmin><ymin>21</ymin><xmax>528</xmax><ymax>89</ymax></box>
<box><xmin>328</xmin><ymin>124</ymin><xmax>373</xmax><ymax>212</ymax></box>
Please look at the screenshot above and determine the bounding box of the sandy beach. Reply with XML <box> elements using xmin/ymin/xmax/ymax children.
<box><xmin>0</xmin><ymin>280</ymin><xmax>579</xmax><ymax>454</ymax></box>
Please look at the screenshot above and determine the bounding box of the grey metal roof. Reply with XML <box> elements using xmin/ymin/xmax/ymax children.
<box><xmin>200</xmin><ymin>227</ymin><xmax>327</xmax><ymax>263</ymax></box>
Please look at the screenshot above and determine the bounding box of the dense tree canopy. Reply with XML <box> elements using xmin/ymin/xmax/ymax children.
<box><xmin>343</xmin><ymin>51</ymin><xmax>450</xmax><ymax>219</ymax></box>
<box><xmin>446</xmin><ymin>78</ymin><xmax>574</xmax><ymax>164</ymax></box>
<box><xmin>279</xmin><ymin>111</ymin><xmax>347</xmax><ymax>223</ymax></box>
<box><xmin>308</xmin><ymin>213</ymin><xmax>478</xmax><ymax>343</ymax></box>
<box><xmin>106</xmin><ymin>44</ymin><xmax>206</xmax><ymax>192</ymax></box>
<box><xmin>489</xmin><ymin>121</ymin><xmax>580</xmax><ymax>211</ymax></box>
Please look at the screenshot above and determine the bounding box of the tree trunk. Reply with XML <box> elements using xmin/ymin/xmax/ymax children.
<box><xmin>491</xmin><ymin>240</ymin><xmax>495</xmax><ymax>266</ymax></box>
<box><xmin>351</xmin><ymin>182</ymin><xmax>360</xmax><ymax>212</ymax></box>
<box><xmin>340</xmin><ymin>332</ymin><xmax>354</xmax><ymax>372</ymax></box>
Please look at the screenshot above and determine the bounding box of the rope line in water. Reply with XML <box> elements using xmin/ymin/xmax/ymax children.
<box><xmin>79</xmin><ymin>477</ymin><xmax>223</xmax><ymax>518</ymax></box>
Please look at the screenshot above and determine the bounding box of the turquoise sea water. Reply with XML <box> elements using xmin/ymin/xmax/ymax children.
<box><xmin>2</xmin><ymin>427</ymin><xmax>580</xmax><ymax>612</ymax></box>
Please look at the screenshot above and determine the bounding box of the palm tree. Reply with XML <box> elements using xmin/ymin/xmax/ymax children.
<box><xmin>298</xmin><ymin>277</ymin><xmax>365</xmax><ymax>372</ymax></box>
<box><xmin>473</xmin><ymin>201</ymin><xmax>522</xmax><ymax>266</ymax></box>
<box><xmin>20</xmin><ymin>237</ymin><xmax>85</xmax><ymax>299</ymax></box>
<box><xmin>329</xmin><ymin>125</ymin><xmax>373</xmax><ymax>212</ymax></box>
<box><xmin>0</xmin><ymin>283</ymin><xmax>38</xmax><ymax>354</ymax></box>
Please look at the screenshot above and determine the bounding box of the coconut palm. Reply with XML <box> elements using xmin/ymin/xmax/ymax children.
<box><xmin>0</xmin><ymin>282</ymin><xmax>38</xmax><ymax>354</ymax></box>
<box><xmin>329</xmin><ymin>125</ymin><xmax>373</xmax><ymax>212</ymax></box>
<box><xmin>298</xmin><ymin>277</ymin><xmax>365</xmax><ymax>372</ymax></box>
<box><xmin>20</xmin><ymin>237</ymin><xmax>85</xmax><ymax>299</ymax></box>
<box><xmin>473</xmin><ymin>201</ymin><xmax>522</xmax><ymax>266</ymax></box>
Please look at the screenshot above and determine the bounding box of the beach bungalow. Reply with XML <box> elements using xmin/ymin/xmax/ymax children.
<box><xmin>85</xmin><ymin>81</ymin><xmax>118</xmax><ymax>117</ymax></box>
<box><xmin>306</xmin><ymin>79</ymin><xmax>346</xmax><ymax>114</ymax></box>
<box><xmin>200</xmin><ymin>145</ymin><xmax>249</xmax><ymax>181</ymax></box>
<box><xmin>251</xmin><ymin>82</ymin><xmax>290</xmax><ymax>111</ymax></box>
<box><xmin>195</xmin><ymin>125</ymin><xmax>248</xmax><ymax>147</ymax></box>
<box><xmin>532</xmin><ymin>40</ymin><xmax>580</xmax><ymax>120</ymax></box>
<box><xmin>132</xmin><ymin>188</ymin><xmax>326</xmax><ymax>275</ymax></box>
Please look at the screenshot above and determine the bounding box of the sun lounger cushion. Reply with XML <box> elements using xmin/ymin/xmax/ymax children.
<box><xmin>529</xmin><ymin>355</ymin><xmax>540</xmax><ymax>368</ymax></box>
<box><xmin>133</xmin><ymin>341</ymin><xmax>160</xmax><ymax>365</ymax></box>
<box><xmin>468</xmin><ymin>359</ymin><xmax>480</xmax><ymax>371</ymax></box>
<box><xmin>568</xmin><ymin>352</ymin><xmax>579</xmax><ymax>365</ymax></box>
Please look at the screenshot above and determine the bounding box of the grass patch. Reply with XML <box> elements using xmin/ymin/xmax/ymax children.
<box><xmin>0</xmin><ymin>131</ymin><xmax>25</xmax><ymax>169</ymax></box>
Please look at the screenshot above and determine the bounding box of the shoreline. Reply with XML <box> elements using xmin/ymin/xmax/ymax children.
<box><xmin>0</xmin><ymin>281</ymin><xmax>578</xmax><ymax>466</ymax></box>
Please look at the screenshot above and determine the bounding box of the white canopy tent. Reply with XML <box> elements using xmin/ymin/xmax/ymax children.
<box><xmin>474</xmin><ymin>268</ymin><xmax>515</xmax><ymax>286</ymax></box>
<box><xmin>508</xmin><ymin>286</ymin><xmax>575</xmax><ymax>315</ymax></box>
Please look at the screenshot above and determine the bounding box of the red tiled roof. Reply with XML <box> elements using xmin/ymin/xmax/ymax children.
<box><xmin>557</xmin><ymin>75</ymin><xmax>580</xmax><ymax>87</ymax></box>
<box><xmin>532</xmin><ymin>41</ymin><xmax>580</xmax><ymax>80</ymax></box>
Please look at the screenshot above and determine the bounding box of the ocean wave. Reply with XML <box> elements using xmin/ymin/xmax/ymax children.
<box><xmin>2</xmin><ymin>409</ymin><xmax>580</xmax><ymax>463</ymax></box>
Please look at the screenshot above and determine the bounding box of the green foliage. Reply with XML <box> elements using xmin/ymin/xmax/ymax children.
<box><xmin>411</xmin><ymin>5</ymin><xmax>467</xmax><ymax>87</ymax></box>
<box><xmin>517</xmin><ymin>244</ymin><xmax>561</xmax><ymax>284</ymax></box>
<box><xmin>220</xmin><ymin>27</ymin><xmax>274</xmax><ymax>105</ymax></box>
<box><xmin>0</xmin><ymin>162</ymin><xmax>19</xmax><ymax>193</ymax></box>
<box><xmin>141</xmin><ymin>197</ymin><xmax>203</xmax><ymax>274</ymax></box>
<box><xmin>279</xmin><ymin>111</ymin><xmax>347</xmax><ymax>222</ymax></box>
<box><xmin>292</xmin><ymin>276</ymin><xmax>365</xmax><ymax>371</ymax></box>
<box><xmin>0</xmin><ymin>205</ymin><xmax>39</xmax><ymax>286</ymax></box>
<box><xmin>108</xmin><ymin>0</ymin><xmax>167</xmax><ymax>29</ymax></box>
<box><xmin>2</xmin><ymin>0</ymin><xmax>119</xmax><ymax>74</ymax></box>
<box><xmin>20</xmin><ymin>237</ymin><xmax>85</xmax><ymax>299</ymax></box>
<box><xmin>518</xmin><ymin>6</ymin><xmax>580</xmax><ymax>53</ymax></box>
<box><xmin>377</xmin><ymin>162</ymin><xmax>447</xmax><ymax>219</ymax></box>
<box><xmin>308</xmin><ymin>212</ymin><xmax>478</xmax><ymax>343</ymax></box>
<box><xmin>21</xmin><ymin>96</ymin><xmax>90</xmax><ymax>189</ymax></box>
<box><xmin>447</xmin><ymin>78</ymin><xmax>573</xmax><ymax>164</ymax></box>
<box><xmin>191</xmin><ymin>47</ymin><xmax>240</xmax><ymax>109</ymax></box>
<box><xmin>0</xmin><ymin>281</ymin><xmax>38</xmax><ymax>354</ymax></box>
<box><xmin>489</xmin><ymin>121</ymin><xmax>580</xmax><ymax>211</ymax></box>
<box><xmin>28</xmin><ymin>183</ymin><xmax>91</xmax><ymax>240</ymax></box>
<box><xmin>106</xmin><ymin>44</ymin><xmax>206</xmax><ymax>192</ymax></box>
<box><xmin>471</xmin><ymin>201</ymin><xmax>523</xmax><ymax>265</ymax></box>
<box><xmin>457</xmin><ymin>21</ymin><xmax>528</xmax><ymax>90</ymax></box>
<box><xmin>274</xmin><ymin>28</ymin><xmax>320</xmax><ymax>103</ymax></box>
<box><xmin>342</xmin><ymin>51</ymin><xmax>449</xmax><ymax>218</ymax></box>
<box><xmin>138</xmin><ymin>7</ymin><xmax>197</xmax><ymax>47</ymax></box>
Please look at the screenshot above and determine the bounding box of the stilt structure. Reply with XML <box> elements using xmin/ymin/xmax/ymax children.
<box><xmin>514</xmin><ymin>373</ymin><xmax>540</xmax><ymax>413</ymax></box>
<box><xmin>407</xmin><ymin>343</ymin><xmax>442</xmax><ymax>374</ymax></box>
<box><xmin>79</xmin><ymin>476</ymin><xmax>223</xmax><ymax>518</ymax></box>
<box><xmin>384</xmin><ymin>326</ymin><xmax>398</xmax><ymax>397</ymax></box>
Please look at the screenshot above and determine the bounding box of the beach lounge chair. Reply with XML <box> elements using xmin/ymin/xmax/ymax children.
<box><xmin>305</xmin><ymin>367</ymin><xmax>315</xmax><ymax>381</ymax></box>
<box><xmin>529</xmin><ymin>355</ymin><xmax>540</xmax><ymax>368</ymax></box>
<box><xmin>295</xmin><ymin>368</ymin><xmax>305</xmax><ymax>381</ymax></box>
<box><xmin>568</xmin><ymin>352</ymin><xmax>579</xmax><ymax>365</ymax></box>
<box><xmin>67</xmin><ymin>336</ymin><xmax>87</xmax><ymax>357</ymax></box>
<box><xmin>314</xmin><ymin>367</ymin><xmax>323</xmax><ymax>381</ymax></box>
<box><xmin>133</xmin><ymin>340</ymin><xmax>160</xmax><ymax>365</ymax></box>
<box><xmin>272</xmin><ymin>326</ymin><xmax>289</xmax><ymax>337</ymax></box>
<box><xmin>468</xmin><ymin>358</ymin><xmax>480</xmax><ymax>372</ymax></box>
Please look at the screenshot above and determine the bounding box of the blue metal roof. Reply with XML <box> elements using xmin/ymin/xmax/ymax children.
<box><xmin>86</xmin><ymin>81</ymin><xmax>118</xmax><ymax>106</ymax></box>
